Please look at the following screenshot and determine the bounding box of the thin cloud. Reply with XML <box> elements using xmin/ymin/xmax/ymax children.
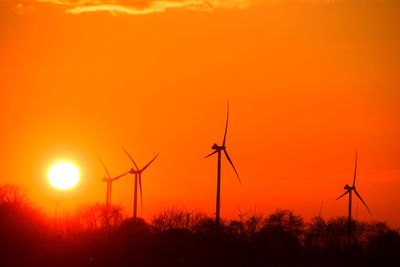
<box><xmin>16</xmin><ymin>0</ymin><xmax>387</xmax><ymax>15</ymax></box>
<box><xmin>17</xmin><ymin>0</ymin><xmax>261</xmax><ymax>15</ymax></box>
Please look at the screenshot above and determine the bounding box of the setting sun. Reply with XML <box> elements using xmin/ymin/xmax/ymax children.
<box><xmin>48</xmin><ymin>162</ymin><xmax>80</xmax><ymax>190</ymax></box>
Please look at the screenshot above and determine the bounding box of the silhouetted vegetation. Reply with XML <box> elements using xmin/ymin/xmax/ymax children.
<box><xmin>1</xmin><ymin>184</ymin><xmax>399</xmax><ymax>267</ymax></box>
<box><xmin>0</xmin><ymin>184</ymin><xmax>46</xmax><ymax>266</ymax></box>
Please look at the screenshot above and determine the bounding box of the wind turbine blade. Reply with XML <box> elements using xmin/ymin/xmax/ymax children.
<box><xmin>243</xmin><ymin>211</ymin><xmax>250</xmax><ymax>217</ymax></box>
<box><xmin>139</xmin><ymin>175</ymin><xmax>143</xmax><ymax>215</ymax></box>
<box><xmin>122</xmin><ymin>148</ymin><xmax>139</xmax><ymax>171</ymax></box>
<box><xmin>353</xmin><ymin>150</ymin><xmax>358</xmax><ymax>187</ymax></box>
<box><xmin>204</xmin><ymin>150</ymin><xmax>218</xmax><ymax>158</ymax></box>
<box><xmin>354</xmin><ymin>189</ymin><xmax>372</xmax><ymax>215</ymax></box>
<box><xmin>111</xmin><ymin>170</ymin><xmax>131</xmax><ymax>181</ymax></box>
<box><xmin>222</xmin><ymin>101</ymin><xmax>229</xmax><ymax>146</ymax></box>
<box><xmin>223</xmin><ymin>149</ymin><xmax>241</xmax><ymax>184</ymax></box>
<box><xmin>141</xmin><ymin>154</ymin><xmax>159</xmax><ymax>172</ymax></box>
<box><xmin>97</xmin><ymin>155</ymin><xmax>111</xmax><ymax>179</ymax></box>
<box><xmin>336</xmin><ymin>190</ymin><xmax>350</xmax><ymax>200</ymax></box>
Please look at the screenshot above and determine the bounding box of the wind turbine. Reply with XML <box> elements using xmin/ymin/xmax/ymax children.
<box><xmin>52</xmin><ymin>193</ymin><xmax>63</xmax><ymax>234</ymax></box>
<box><xmin>98</xmin><ymin>155</ymin><xmax>131</xmax><ymax>207</ymax></box>
<box><xmin>122</xmin><ymin>148</ymin><xmax>159</xmax><ymax>220</ymax></box>
<box><xmin>318</xmin><ymin>199</ymin><xmax>323</xmax><ymax>218</ymax></box>
<box><xmin>205</xmin><ymin>102</ymin><xmax>241</xmax><ymax>229</ymax></box>
<box><xmin>336</xmin><ymin>151</ymin><xmax>371</xmax><ymax>244</ymax></box>
<box><xmin>183</xmin><ymin>205</ymin><xmax>196</xmax><ymax>228</ymax></box>
<box><xmin>253</xmin><ymin>203</ymin><xmax>257</xmax><ymax>218</ymax></box>
<box><xmin>236</xmin><ymin>204</ymin><xmax>250</xmax><ymax>224</ymax></box>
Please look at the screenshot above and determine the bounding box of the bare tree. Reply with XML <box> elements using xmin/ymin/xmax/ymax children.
<box><xmin>264</xmin><ymin>209</ymin><xmax>304</xmax><ymax>235</ymax></box>
<box><xmin>151</xmin><ymin>209</ymin><xmax>187</xmax><ymax>231</ymax></box>
<box><xmin>75</xmin><ymin>203</ymin><xmax>124</xmax><ymax>230</ymax></box>
<box><xmin>0</xmin><ymin>184</ymin><xmax>31</xmax><ymax>207</ymax></box>
<box><xmin>245</xmin><ymin>214</ymin><xmax>264</xmax><ymax>234</ymax></box>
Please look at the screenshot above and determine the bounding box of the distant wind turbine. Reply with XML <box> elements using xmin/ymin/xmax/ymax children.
<box><xmin>318</xmin><ymin>199</ymin><xmax>323</xmax><ymax>218</ymax></box>
<box><xmin>98</xmin><ymin>155</ymin><xmax>130</xmax><ymax>207</ymax></box>
<box><xmin>52</xmin><ymin>192</ymin><xmax>63</xmax><ymax>232</ymax></box>
<box><xmin>253</xmin><ymin>203</ymin><xmax>257</xmax><ymax>218</ymax></box>
<box><xmin>205</xmin><ymin>102</ymin><xmax>241</xmax><ymax>229</ymax></box>
<box><xmin>236</xmin><ymin>204</ymin><xmax>250</xmax><ymax>223</ymax></box>
<box><xmin>183</xmin><ymin>205</ymin><xmax>196</xmax><ymax>228</ymax></box>
<box><xmin>123</xmin><ymin>148</ymin><xmax>159</xmax><ymax>220</ymax></box>
<box><xmin>336</xmin><ymin>151</ymin><xmax>371</xmax><ymax>244</ymax></box>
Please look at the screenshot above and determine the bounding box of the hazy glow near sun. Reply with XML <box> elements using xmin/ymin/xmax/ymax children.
<box><xmin>48</xmin><ymin>162</ymin><xmax>80</xmax><ymax>190</ymax></box>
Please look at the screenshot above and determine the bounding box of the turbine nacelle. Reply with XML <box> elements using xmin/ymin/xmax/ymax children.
<box><xmin>211</xmin><ymin>143</ymin><xmax>224</xmax><ymax>151</ymax></box>
<box><xmin>344</xmin><ymin>184</ymin><xmax>353</xmax><ymax>190</ymax></box>
<box><xmin>129</xmin><ymin>168</ymin><xmax>140</xmax><ymax>174</ymax></box>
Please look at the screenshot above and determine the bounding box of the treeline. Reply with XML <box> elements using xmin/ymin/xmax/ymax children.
<box><xmin>1</xmin><ymin>184</ymin><xmax>399</xmax><ymax>267</ymax></box>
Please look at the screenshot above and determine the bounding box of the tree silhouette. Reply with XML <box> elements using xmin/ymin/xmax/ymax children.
<box><xmin>0</xmin><ymin>184</ymin><xmax>45</xmax><ymax>265</ymax></box>
<box><xmin>75</xmin><ymin>203</ymin><xmax>123</xmax><ymax>230</ymax></box>
<box><xmin>1</xmin><ymin>183</ymin><xmax>400</xmax><ymax>267</ymax></box>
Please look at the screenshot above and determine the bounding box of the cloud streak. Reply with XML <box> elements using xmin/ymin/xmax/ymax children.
<box><xmin>17</xmin><ymin>0</ymin><xmax>261</xmax><ymax>15</ymax></box>
<box><xmin>16</xmin><ymin>0</ymin><xmax>366</xmax><ymax>15</ymax></box>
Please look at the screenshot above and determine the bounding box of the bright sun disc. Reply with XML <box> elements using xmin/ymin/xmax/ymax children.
<box><xmin>48</xmin><ymin>162</ymin><xmax>80</xmax><ymax>190</ymax></box>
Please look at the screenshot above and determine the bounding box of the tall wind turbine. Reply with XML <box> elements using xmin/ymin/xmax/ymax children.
<box><xmin>336</xmin><ymin>151</ymin><xmax>371</xmax><ymax>244</ymax></box>
<box><xmin>98</xmin><ymin>155</ymin><xmax>130</xmax><ymax>207</ymax></box>
<box><xmin>122</xmin><ymin>148</ymin><xmax>159</xmax><ymax>220</ymax></box>
<box><xmin>205</xmin><ymin>102</ymin><xmax>241</xmax><ymax>229</ymax></box>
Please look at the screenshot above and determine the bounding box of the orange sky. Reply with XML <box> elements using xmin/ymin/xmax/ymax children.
<box><xmin>1</xmin><ymin>0</ymin><xmax>399</xmax><ymax>226</ymax></box>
